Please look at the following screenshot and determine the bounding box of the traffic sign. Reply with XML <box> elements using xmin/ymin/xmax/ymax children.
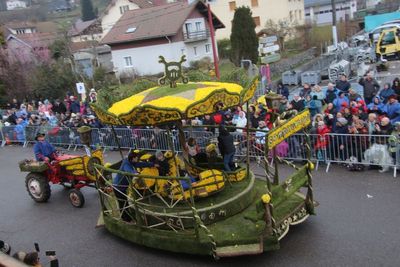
<box><xmin>259</xmin><ymin>35</ymin><xmax>277</xmax><ymax>44</ymax></box>
<box><xmin>262</xmin><ymin>45</ymin><xmax>280</xmax><ymax>54</ymax></box>
<box><xmin>261</xmin><ymin>53</ymin><xmax>281</xmax><ymax>64</ymax></box>
<box><xmin>76</xmin><ymin>82</ymin><xmax>86</xmax><ymax>94</ymax></box>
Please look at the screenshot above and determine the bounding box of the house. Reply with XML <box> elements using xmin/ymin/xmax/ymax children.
<box><xmin>5</xmin><ymin>32</ymin><xmax>57</xmax><ymax>64</ymax></box>
<box><xmin>70</xmin><ymin>42</ymin><xmax>113</xmax><ymax>77</ymax></box>
<box><xmin>206</xmin><ymin>0</ymin><xmax>305</xmax><ymax>40</ymax></box>
<box><xmin>3</xmin><ymin>21</ymin><xmax>58</xmax><ymax>35</ymax></box>
<box><xmin>304</xmin><ymin>0</ymin><xmax>358</xmax><ymax>25</ymax></box>
<box><xmin>101</xmin><ymin>0</ymin><xmax>224</xmax><ymax>76</ymax></box>
<box><xmin>69</xmin><ymin>19</ymin><xmax>103</xmax><ymax>42</ymax></box>
<box><xmin>4</xmin><ymin>21</ymin><xmax>36</xmax><ymax>34</ymax></box>
<box><xmin>6</xmin><ymin>0</ymin><xmax>26</xmax><ymax>10</ymax></box>
<box><xmin>100</xmin><ymin>0</ymin><xmax>153</xmax><ymax>37</ymax></box>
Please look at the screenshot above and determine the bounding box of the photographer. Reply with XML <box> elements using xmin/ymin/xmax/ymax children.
<box><xmin>23</xmin><ymin>251</ymin><xmax>59</xmax><ymax>267</ymax></box>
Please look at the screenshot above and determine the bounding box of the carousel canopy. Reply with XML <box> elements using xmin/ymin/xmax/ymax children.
<box><xmin>91</xmin><ymin>80</ymin><xmax>258</xmax><ymax>126</ymax></box>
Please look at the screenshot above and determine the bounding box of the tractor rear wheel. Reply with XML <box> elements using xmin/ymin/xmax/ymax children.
<box><xmin>25</xmin><ymin>173</ymin><xmax>51</xmax><ymax>203</ymax></box>
<box><xmin>69</xmin><ymin>189</ymin><xmax>85</xmax><ymax>208</ymax></box>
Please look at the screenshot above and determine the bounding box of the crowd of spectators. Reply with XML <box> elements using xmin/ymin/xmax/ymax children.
<box><xmin>1</xmin><ymin>72</ymin><xmax>399</xmax><ymax>172</ymax></box>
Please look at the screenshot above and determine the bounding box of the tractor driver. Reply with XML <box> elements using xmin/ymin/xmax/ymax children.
<box><xmin>33</xmin><ymin>133</ymin><xmax>57</xmax><ymax>162</ymax></box>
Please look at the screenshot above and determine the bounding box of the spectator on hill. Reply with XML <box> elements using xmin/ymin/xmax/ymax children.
<box><xmin>379</xmin><ymin>83</ymin><xmax>395</xmax><ymax>104</ymax></box>
<box><xmin>69</xmin><ymin>96</ymin><xmax>80</xmax><ymax>114</ymax></box>
<box><xmin>325</xmin><ymin>83</ymin><xmax>338</xmax><ymax>104</ymax></box>
<box><xmin>336</xmin><ymin>74</ymin><xmax>351</xmax><ymax>93</ymax></box>
<box><xmin>348</xmin><ymin>88</ymin><xmax>362</xmax><ymax>102</ymax></box>
<box><xmin>53</xmin><ymin>99</ymin><xmax>67</xmax><ymax>114</ymax></box>
<box><xmin>359</xmin><ymin>72</ymin><xmax>380</xmax><ymax>104</ymax></box>
<box><xmin>89</xmin><ymin>88</ymin><xmax>97</xmax><ymax>103</ymax></box>
<box><xmin>367</xmin><ymin>96</ymin><xmax>384</xmax><ymax>114</ymax></box>
<box><xmin>392</xmin><ymin>77</ymin><xmax>400</xmax><ymax>96</ymax></box>
<box><xmin>290</xmin><ymin>94</ymin><xmax>305</xmax><ymax>112</ymax></box>
<box><xmin>382</xmin><ymin>95</ymin><xmax>400</xmax><ymax>124</ymax></box>
<box><xmin>333</xmin><ymin>91</ymin><xmax>349</xmax><ymax>111</ymax></box>
<box><xmin>310</xmin><ymin>85</ymin><xmax>325</xmax><ymax>103</ymax></box>
<box><xmin>306</xmin><ymin>95</ymin><xmax>322</xmax><ymax>117</ymax></box>
<box><xmin>300</xmin><ymin>83</ymin><xmax>312</xmax><ymax>98</ymax></box>
<box><xmin>276</xmin><ymin>82</ymin><xmax>289</xmax><ymax>99</ymax></box>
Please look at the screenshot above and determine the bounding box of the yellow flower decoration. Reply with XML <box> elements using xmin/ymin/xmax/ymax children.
<box><xmin>104</xmin><ymin>162</ymin><xmax>112</xmax><ymax>168</ymax></box>
<box><xmin>261</xmin><ymin>194</ymin><xmax>271</xmax><ymax>204</ymax></box>
<box><xmin>308</xmin><ymin>162</ymin><xmax>315</xmax><ymax>171</ymax></box>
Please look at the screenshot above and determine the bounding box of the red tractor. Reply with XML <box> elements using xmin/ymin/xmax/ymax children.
<box><xmin>19</xmin><ymin>150</ymin><xmax>103</xmax><ymax>208</ymax></box>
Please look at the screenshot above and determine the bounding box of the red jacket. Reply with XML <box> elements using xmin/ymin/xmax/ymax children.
<box><xmin>315</xmin><ymin>126</ymin><xmax>330</xmax><ymax>150</ymax></box>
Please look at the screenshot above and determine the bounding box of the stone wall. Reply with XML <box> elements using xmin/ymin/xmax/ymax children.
<box><xmin>269</xmin><ymin>47</ymin><xmax>317</xmax><ymax>75</ymax></box>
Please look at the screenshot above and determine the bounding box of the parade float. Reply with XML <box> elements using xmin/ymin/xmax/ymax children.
<box><xmin>90</xmin><ymin>56</ymin><xmax>316</xmax><ymax>258</ymax></box>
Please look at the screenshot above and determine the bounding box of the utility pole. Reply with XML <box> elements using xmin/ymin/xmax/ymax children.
<box><xmin>207</xmin><ymin>3</ymin><xmax>220</xmax><ymax>79</ymax></box>
<box><xmin>331</xmin><ymin>0</ymin><xmax>338</xmax><ymax>47</ymax></box>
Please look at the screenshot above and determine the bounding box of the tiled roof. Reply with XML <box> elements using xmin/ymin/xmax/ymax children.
<box><xmin>102</xmin><ymin>0</ymin><xmax>153</xmax><ymax>15</ymax></box>
<box><xmin>7</xmin><ymin>32</ymin><xmax>57</xmax><ymax>47</ymax></box>
<box><xmin>101</xmin><ymin>0</ymin><xmax>224</xmax><ymax>45</ymax></box>
<box><xmin>68</xmin><ymin>19</ymin><xmax>98</xmax><ymax>36</ymax></box>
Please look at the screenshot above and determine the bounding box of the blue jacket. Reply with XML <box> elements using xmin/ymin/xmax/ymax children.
<box><xmin>15</xmin><ymin>124</ymin><xmax>26</xmax><ymax>141</ymax></box>
<box><xmin>333</xmin><ymin>96</ymin><xmax>349</xmax><ymax>110</ymax></box>
<box><xmin>33</xmin><ymin>141</ymin><xmax>56</xmax><ymax>161</ymax></box>
<box><xmin>383</xmin><ymin>102</ymin><xmax>400</xmax><ymax>124</ymax></box>
<box><xmin>367</xmin><ymin>97</ymin><xmax>384</xmax><ymax>113</ymax></box>
<box><xmin>113</xmin><ymin>159</ymin><xmax>154</xmax><ymax>192</ymax></box>
<box><xmin>379</xmin><ymin>88</ymin><xmax>395</xmax><ymax>103</ymax></box>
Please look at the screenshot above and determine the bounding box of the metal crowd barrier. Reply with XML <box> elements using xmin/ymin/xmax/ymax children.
<box><xmin>0</xmin><ymin>125</ymin><xmax>398</xmax><ymax>177</ymax></box>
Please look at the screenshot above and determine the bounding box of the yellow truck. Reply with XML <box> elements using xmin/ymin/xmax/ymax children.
<box><xmin>376</xmin><ymin>27</ymin><xmax>400</xmax><ymax>60</ymax></box>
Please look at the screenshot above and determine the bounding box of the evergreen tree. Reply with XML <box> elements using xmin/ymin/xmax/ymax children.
<box><xmin>230</xmin><ymin>6</ymin><xmax>258</xmax><ymax>65</ymax></box>
<box><xmin>81</xmin><ymin>0</ymin><xmax>96</xmax><ymax>21</ymax></box>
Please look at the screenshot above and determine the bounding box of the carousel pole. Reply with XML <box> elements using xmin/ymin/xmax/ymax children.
<box><xmin>246</xmin><ymin>101</ymin><xmax>250</xmax><ymax>178</ymax></box>
<box><xmin>111</xmin><ymin>125</ymin><xmax>124</xmax><ymax>160</ymax></box>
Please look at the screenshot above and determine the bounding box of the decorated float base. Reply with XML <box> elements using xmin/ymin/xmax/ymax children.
<box><xmin>99</xmin><ymin>168</ymin><xmax>312</xmax><ymax>257</ymax></box>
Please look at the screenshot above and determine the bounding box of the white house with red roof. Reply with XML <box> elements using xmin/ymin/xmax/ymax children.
<box><xmin>101</xmin><ymin>0</ymin><xmax>224</xmax><ymax>76</ymax></box>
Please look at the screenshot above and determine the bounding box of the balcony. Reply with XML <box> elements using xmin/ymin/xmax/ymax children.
<box><xmin>183</xmin><ymin>29</ymin><xmax>210</xmax><ymax>43</ymax></box>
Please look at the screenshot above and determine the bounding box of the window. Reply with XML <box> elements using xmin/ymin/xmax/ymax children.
<box><xmin>185</xmin><ymin>23</ymin><xmax>193</xmax><ymax>33</ymax></box>
<box><xmin>229</xmin><ymin>1</ymin><xmax>236</xmax><ymax>11</ymax></box>
<box><xmin>289</xmin><ymin>11</ymin><xmax>293</xmax><ymax>21</ymax></box>
<box><xmin>193</xmin><ymin>46</ymin><xmax>197</xmax><ymax>56</ymax></box>
<box><xmin>381</xmin><ymin>31</ymin><xmax>396</xmax><ymax>45</ymax></box>
<box><xmin>299</xmin><ymin>10</ymin><xmax>302</xmax><ymax>19</ymax></box>
<box><xmin>251</xmin><ymin>0</ymin><xmax>258</xmax><ymax>7</ymax></box>
<box><xmin>119</xmin><ymin>5</ymin><xmax>129</xmax><ymax>14</ymax></box>
<box><xmin>124</xmin><ymin>56</ymin><xmax>133</xmax><ymax>67</ymax></box>
<box><xmin>253</xmin><ymin>16</ymin><xmax>260</xmax><ymax>26</ymax></box>
<box><xmin>126</xmin><ymin>27</ymin><xmax>136</xmax><ymax>33</ymax></box>
<box><xmin>195</xmin><ymin>21</ymin><xmax>202</xmax><ymax>31</ymax></box>
<box><xmin>205</xmin><ymin>44</ymin><xmax>211</xmax><ymax>53</ymax></box>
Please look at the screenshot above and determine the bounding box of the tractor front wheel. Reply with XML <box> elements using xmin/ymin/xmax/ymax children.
<box><xmin>69</xmin><ymin>189</ymin><xmax>85</xmax><ymax>208</ymax></box>
<box><xmin>25</xmin><ymin>173</ymin><xmax>51</xmax><ymax>203</ymax></box>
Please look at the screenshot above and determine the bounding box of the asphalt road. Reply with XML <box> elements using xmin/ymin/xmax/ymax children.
<box><xmin>1</xmin><ymin>146</ymin><xmax>400</xmax><ymax>267</ymax></box>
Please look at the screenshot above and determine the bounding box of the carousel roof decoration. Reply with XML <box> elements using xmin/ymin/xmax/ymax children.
<box><xmin>91</xmin><ymin>56</ymin><xmax>258</xmax><ymax>126</ymax></box>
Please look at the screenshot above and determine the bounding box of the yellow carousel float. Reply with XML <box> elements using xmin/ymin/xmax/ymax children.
<box><xmin>90</xmin><ymin>56</ymin><xmax>316</xmax><ymax>258</ymax></box>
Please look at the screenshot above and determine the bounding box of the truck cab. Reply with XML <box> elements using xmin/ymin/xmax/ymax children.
<box><xmin>376</xmin><ymin>28</ymin><xmax>400</xmax><ymax>60</ymax></box>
